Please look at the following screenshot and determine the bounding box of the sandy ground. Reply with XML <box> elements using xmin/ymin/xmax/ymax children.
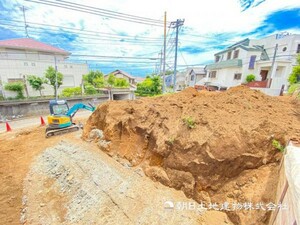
<box><xmin>0</xmin><ymin>111</ymin><xmax>93</xmax><ymax>133</ymax></box>
<box><xmin>0</xmin><ymin>115</ymin><xmax>90</xmax><ymax>225</ymax></box>
<box><xmin>0</xmin><ymin>113</ymin><xmax>232</xmax><ymax>225</ymax></box>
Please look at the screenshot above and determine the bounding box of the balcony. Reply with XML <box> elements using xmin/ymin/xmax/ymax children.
<box><xmin>206</xmin><ymin>59</ymin><xmax>242</xmax><ymax>70</ymax></box>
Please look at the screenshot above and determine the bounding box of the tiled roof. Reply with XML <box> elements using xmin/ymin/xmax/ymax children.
<box><xmin>0</xmin><ymin>38</ymin><xmax>70</xmax><ymax>55</ymax></box>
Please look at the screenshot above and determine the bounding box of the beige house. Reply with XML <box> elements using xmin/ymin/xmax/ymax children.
<box><xmin>0</xmin><ymin>38</ymin><xmax>88</xmax><ymax>98</ymax></box>
<box><xmin>105</xmin><ymin>70</ymin><xmax>137</xmax><ymax>90</ymax></box>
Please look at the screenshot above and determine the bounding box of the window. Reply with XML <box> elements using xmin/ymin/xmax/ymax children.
<box><xmin>52</xmin><ymin>104</ymin><xmax>69</xmax><ymax>115</ymax></box>
<box><xmin>234</xmin><ymin>73</ymin><xmax>242</xmax><ymax>80</ymax></box>
<box><xmin>70</xmin><ymin>65</ymin><xmax>73</xmax><ymax>68</ymax></box>
<box><xmin>297</xmin><ymin>44</ymin><xmax>300</xmax><ymax>53</ymax></box>
<box><xmin>24</xmin><ymin>62</ymin><xmax>28</xmax><ymax>66</ymax></box>
<box><xmin>215</xmin><ymin>55</ymin><xmax>220</xmax><ymax>62</ymax></box>
<box><xmin>209</xmin><ymin>71</ymin><xmax>217</xmax><ymax>78</ymax></box>
<box><xmin>31</xmin><ymin>62</ymin><xmax>36</xmax><ymax>66</ymax></box>
<box><xmin>191</xmin><ymin>75</ymin><xmax>194</xmax><ymax>81</ymax></box>
<box><xmin>282</xmin><ymin>47</ymin><xmax>287</xmax><ymax>52</ymax></box>
<box><xmin>248</xmin><ymin>55</ymin><xmax>256</xmax><ymax>69</ymax></box>
<box><xmin>227</xmin><ymin>51</ymin><xmax>232</xmax><ymax>60</ymax></box>
<box><xmin>233</xmin><ymin>50</ymin><xmax>239</xmax><ymax>59</ymax></box>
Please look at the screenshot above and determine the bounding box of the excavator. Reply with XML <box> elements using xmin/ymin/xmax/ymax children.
<box><xmin>46</xmin><ymin>99</ymin><xmax>95</xmax><ymax>137</ymax></box>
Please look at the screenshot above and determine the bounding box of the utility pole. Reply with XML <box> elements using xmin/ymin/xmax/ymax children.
<box><xmin>162</xmin><ymin>11</ymin><xmax>167</xmax><ymax>93</ymax></box>
<box><xmin>170</xmin><ymin>19</ymin><xmax>184</xmax><ymax>92</ymax></box>
<box><xmin>54</xmin><ymin>55</ymin><xmax>58</xmax><ymax>100</ymax></box>
<box><xmin>267</xmin><ymin>44</ymin><xmax>278</xmax><ymax>88</ymax></box>
<box><xmin>159</xmin><ymin>50</ymin><xmax>163</xmax><ymax>75</ymax></box>
<box><xmin>21</xmin><ymin>6</ymin><xmax>29</xmax><ymax>38</ymax></box>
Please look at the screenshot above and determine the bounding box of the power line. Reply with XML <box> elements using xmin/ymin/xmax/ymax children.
<box><xmin>0</xmin><ymin>23</ymin><xmax>163</xmax><ymax>44</ymax></box>
<box><xmin>57</xmin><ymin>0</ymin><xmax>166</xmax><ymax>24</ymax></box>
<box><xmin>0</xmin><ymin>51</ymin><xmax>160</xmax><ymax>60</ymax></box>
<box><xmin>1</xmin><ymin>19</ymin><xmax>164</xmax><ymax>41</ymax></box>
<box><xmin>24</xmin><ymin>0</ymin><xmax>169</xmax><ymax>27</ymax></box>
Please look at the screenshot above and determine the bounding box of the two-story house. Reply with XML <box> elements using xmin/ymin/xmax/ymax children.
<box><xmin>175</xmin><ymin>67</ymin><xmax>206</xmax><ymax>91</ymax></box>
<box><xmin>105</xmin><ymin>69</ymin><xmax>138</xmax><ymax>90</ymax></box>
<box><xmin>0</xmin><ymin>38</ymin><xmax>89</xmax><ymax>98</ymax></box>
<box><xmin>205</xmin><ymin>33</ymin><xmax>300</xmax><ymax>95</ymax></box>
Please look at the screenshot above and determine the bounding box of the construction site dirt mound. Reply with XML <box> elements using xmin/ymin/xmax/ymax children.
<box><xmin>83</xmin><ymin>86</ymin><xmax>300</xmax><ymax>225</ymax></box>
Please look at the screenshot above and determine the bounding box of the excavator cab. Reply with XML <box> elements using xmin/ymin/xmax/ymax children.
<box><xmin>49</xmin><ymin>99</ymin><xmax>69</xmax><ymax>115</ymax></box>
<box><xmin>47</xmin><ymin>100</ymin><xmax>72</xmax><ymax>130</ymax></box>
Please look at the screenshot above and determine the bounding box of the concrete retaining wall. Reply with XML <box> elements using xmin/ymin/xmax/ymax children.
<box><xmin>0</xmin><ymin>88</ymin><xmax>136</xmax><ymax>118</ymax></box>
<box><xmin>0</xmin><ymin>95</ymin><xmax>109</xmax><ymax>118</ymax></box>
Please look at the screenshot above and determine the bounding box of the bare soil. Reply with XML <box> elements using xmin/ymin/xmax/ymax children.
<box><xmin>83</xmin><ymin>86</ymin><xmax>300</xmax><ymax>225</ymax></box>
<box><xmin>0</xmin><ymin>116</ymin><xmax>232</xmax><ymax>225</ymax></box>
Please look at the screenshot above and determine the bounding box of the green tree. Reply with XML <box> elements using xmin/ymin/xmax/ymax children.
<box><xmin>288</xmin><ymin>54</ymin><xmax>300</xmax><ymax>85</ymax></box>
<box><xmin>45</xmin><ymin>66</ymin><xmax>63</xmax><ymax>97</ymax></box>
<box><xmin>107</xmin><ymin>74</ymin><xmax>116</xmax><ymax>87</ymax></box>
<box><xmin>27</xmin><ymin>75</ymin><xmax>48</xmax><ymax>96</ymax></box>
<box><xmin>114</xmin><ymin>77</ymin><xmax>129</xmax><ymax>87</ymax></box>
<box><xmin>83</xmin><ymin>70</ymin><xmax>105</xmax><ymax>88</ymax></box>
<box><xmin>84</xmin><ymin>84</ymin><xmax>97</xmax><ymax>95</ymax></box>
<box><xmin>4</xmin><ymin>82</ymin><xmax>25</xmax><ymax>99</ymax></box>
<box><xmin>136</xmin><ymin>75</ymin><xmax>162</xmax><ymax>96</ymax></box>
<box><xmin>246</xmin><ymin>74</ymin><xmax>256</xmax><ymax>83</ymax></box>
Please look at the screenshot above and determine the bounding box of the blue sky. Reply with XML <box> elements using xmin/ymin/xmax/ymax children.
<box><xmin>0</xmin><ymin>0</ymin><xmax>300</xmax><ymax>76</ymax></box>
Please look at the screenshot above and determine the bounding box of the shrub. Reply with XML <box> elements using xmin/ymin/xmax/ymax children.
<box><xmin>135</xmin><ymin>75</ymin><xmax>162</xmax><ymax>96</ymax></box>
<box><xmin>246</xmin><ymin>74</ymin><xmax>256</xmax><ymax>83</ymax></box>
<box><xmin>288</xmin><ymin>83</ymin><xmax>300</xmax><ymax>98</ymax></box>
<box><xmin>4</xmin><ymin>82</ymin><xmax>25</xmax><ymax>99</ymax></box>
<box><xmin>272</xmin><ymin>139</ymin><xmax>285</xmax><ymax>152</ymax></box>
<box><xmin>114</xmin><ymin>78</ymin><xmax>129</xmax><ymax>87</ymax></box>
<box><xmin>183</xmin><ymin>116</ymin><xmax>196</xmax><ymax>129</ymax></box>
<box><xmin>84</xmin><ymin>84</ymin><xmax>97</xmax><ymax>95</ymax></box>
<box><xmin>62</xmin><ymin>87</ymin><xmax>82</xmax><ymax>97</ymax></box>
<box><xmin>288</xmin><ymin>54</ymin><xmax>300</xmax><ymax>84</ymax></box>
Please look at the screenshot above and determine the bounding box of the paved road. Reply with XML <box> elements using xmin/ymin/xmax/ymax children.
<box><xmin>0</xmin><ymin>111</ymin><xmax>93</xmax><ymax>133</ymax></box>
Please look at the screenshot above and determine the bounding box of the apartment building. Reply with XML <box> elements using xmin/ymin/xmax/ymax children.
<box><xmin>0</xmin><ymin>38</ymin><xmax>88</xmax><ymax>98</ymax></box>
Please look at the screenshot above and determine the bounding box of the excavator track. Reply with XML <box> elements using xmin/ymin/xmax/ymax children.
<box><xmin>45</xmin><ymin>125</ymin><xmax>80</xmax><ymax>138</ymax></box>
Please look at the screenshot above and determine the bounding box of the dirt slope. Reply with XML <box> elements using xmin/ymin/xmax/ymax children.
<box><xmin>83</xmin><ymin>86</ymin><xmax>300</xmax><ymax>225</ymax></box>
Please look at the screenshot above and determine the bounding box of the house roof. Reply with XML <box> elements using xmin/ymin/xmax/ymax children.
<box><xmin>0</xmin><ymin>38</ymin><xmax>70</xmax><ymax>55</ymax></box>
<box><xmin>206</xmin><ymin>59</ymin><xmax>242</xmax><ymax>70</ymax></box>
<box><xmin>190</xmin><ymin>67</ymin><xmax>206</xmax><ymax>75</ymax></box>
<box><xmin>215</xmin><ymin>38</ymin><xmax>264</xmax><ymax>56</ymax></box>
<box><xmin>105</xmin><ymin>70</ymin><xmax>135</xmax><ymax>79</ymax></box>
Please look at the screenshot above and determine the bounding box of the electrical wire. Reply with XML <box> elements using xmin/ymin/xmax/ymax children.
<box><xmin>25</xmin><ymin>0</ymin><xmax>169</xmax><ymax>27</ymax></box>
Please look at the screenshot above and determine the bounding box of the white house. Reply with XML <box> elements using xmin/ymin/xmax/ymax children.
<box><xmin>205</xmin><ymin>33</ymin><xmax>300</xmax><ymax>95</ymax></box>
<box><xmin>0</xmin><ymin>38</ymin><xmax>89</xmax><ymax>98</ymax></box>
<box><xmin>175</xmin><ymin>67</ymin><xmax>206</xmax><ymax>91</ymax></box>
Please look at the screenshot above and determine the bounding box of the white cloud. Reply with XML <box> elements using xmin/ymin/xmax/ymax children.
<box><xmin>2</xmin><ymin>0</ymin><xmax>300</xmax><ymax>74</ymax></box>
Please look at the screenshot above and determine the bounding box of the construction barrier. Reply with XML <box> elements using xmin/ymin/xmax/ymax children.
<box><xmin>269</xmin><ymin>140</ymin><xmax>300</xmax><ymax>225</ymax></box>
